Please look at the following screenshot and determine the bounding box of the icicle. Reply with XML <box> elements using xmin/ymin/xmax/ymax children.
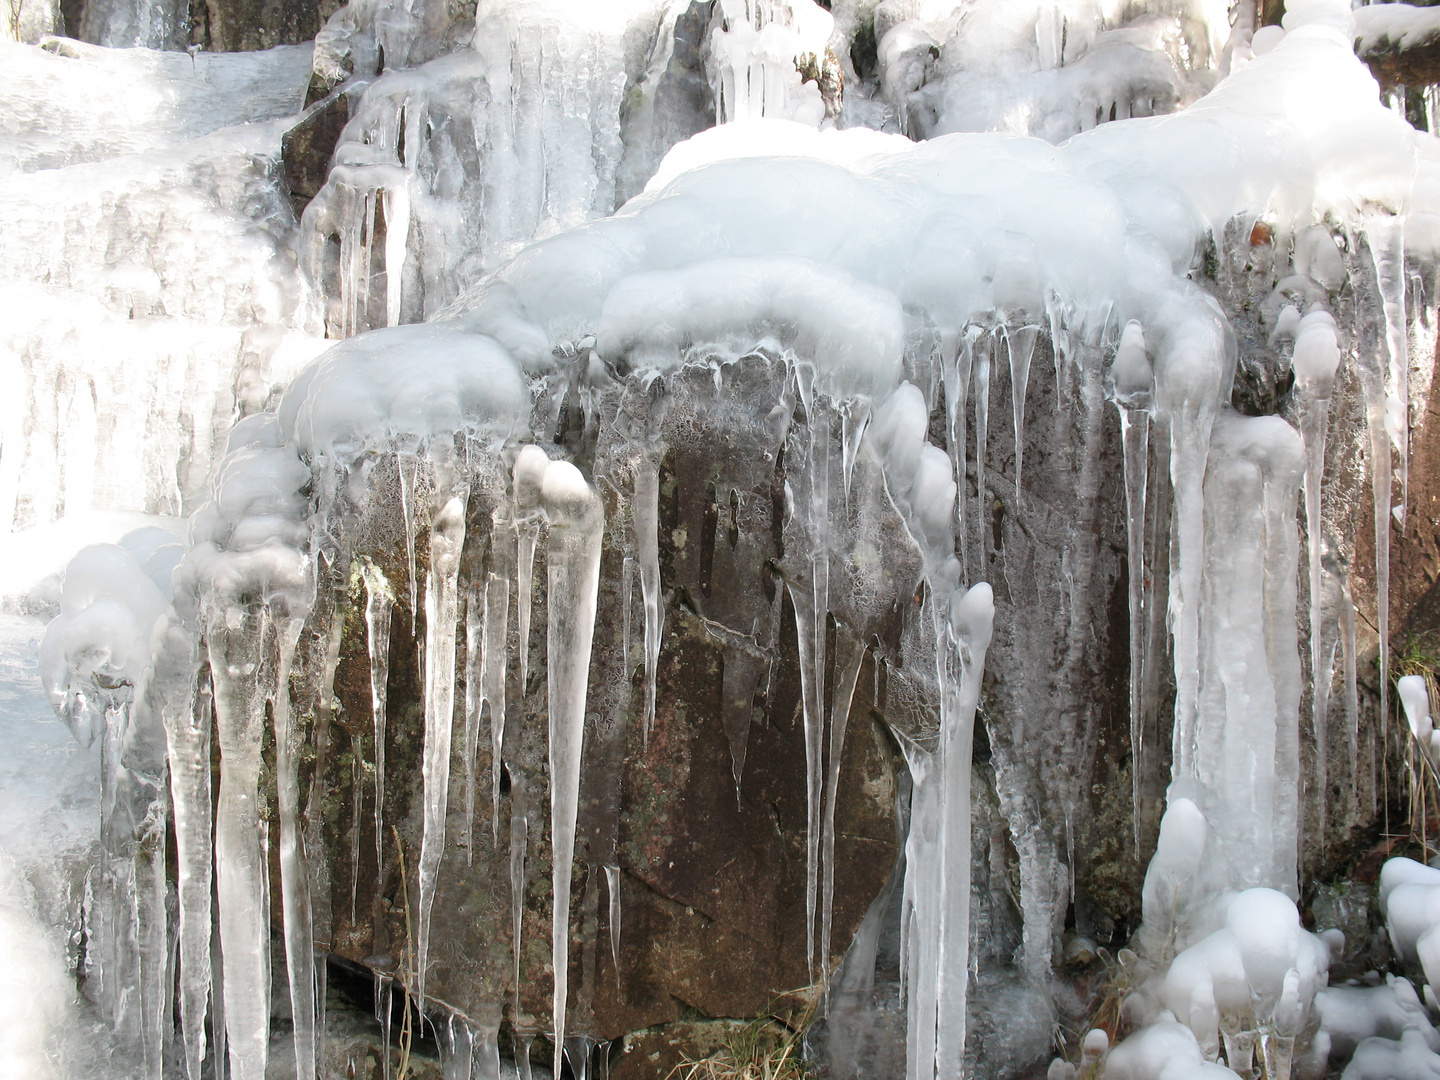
<box><xmin>1366</xmin><ymin>215</ymin><xmax>1409</xmax><ymax>737</ymax></box>
<box><xmin>791</xmin><ymin>359</ymin><xmax>830</xmax><ymax>979</ymax></box>
<box><xmin>566</xmin><ymin>1037</ymin><xmax>597</xmax><ymax>1080</ymax></box>
<box><xmin>350</xmin><ymin>740</ymin><xmax>363</xmax><ymax>922</ymax></box>
<box><xmin>483</xmin><ymin>571</ymin><xmax>510</xmax><ymax>843</ymax></box>
<box><xmin>474</xmin><ymin>1017</ymin><xmax>502</xmax><ymax>1080</ymax></box>
<box><xmin>363</xmin><ymin>562</ymin><xmax>393</xmax><ymax>875</ymax></box>
<box><xmin>376</xmin><ymin>973</ymin><xmax>393</xmax><ymax>1080</ymax></box>
<box><xmin>441</xmin><ymin>1013</ymin><xmax>474</xmax><ymax>1080</ymax></box>
<box><xmin>156</xmin><ymin>621</ymin><xmax>208</xmax><ymax>1080</ymax></box>
<box><xmin>1294</xmin><ymin>309</ymin><xmax>1342</xmax><ymax>839</ymax></box>
<box><xmin>211</xmin><ymin>902</ymin><xmax>228</xmax><ymax>1080</ymax></box>
<box><xmin>604</xmin><ymin>863</ymin><xmax>621</xmax><ymax>989</ymax></box>
<box><xmin>416</xmin><ymin>481</ymin><xmax>470</xmax><ymax>1006</ymax></box>
<box><xmin>974</xmin><ymin>332</ymin><xmax>992</xmax><ymax>560</ymax></box>
<box><xmin>721</xmin><ymin>644</ymin><xmax>762</xmax><ymax>804</ymax></box>
<box><xmin>943</xmin><ymin>328</ymin><xmax>976</xmax><ymax>576</ymax></box>
<box><xmin>1108</xmin><ymin>320</ymin><xmax>1153</xmax><ymax>846</ymax></box>
<box><xmin>1342</xmin><ymin>574</ymin><xmax>1361</xmax><ymax>801</ymax></box>
<box><xmin>207</xmin><ymin>610</ymin><xmax>272</xmax><ymax>1080</ymax></box>
<box><xmin>634</xmin><ymin>456</ymin><xmax>664</xmax><ymax>747</ymax></box>
<box><xmin>510</xmin><ymin>776</ymin><xmax>529</xmax><ymax>1023</ymax></box>
<box><xmin>622</xmin><ymin>554</ymin><xmax>634</xmax><ymax>678</ymax></box>
<box><xmin>542</xmin><ymin>458</ymin><xmax>605</xmax><ymax>1078</ymax></box>
<box><xmin>516</xmin><ymin>1034</ymin><xmax>534</xmax><ymax>1080</ymax></box>
<box><xmin>902</xmin><ymin>583</ymin><xmax>995</xmax><ymax>1080</ymax></box>
<box><xmin>273</xmin><ymin>615</ymin><xmax>317</xmax><ymax>1080</ymax></box>
<box><xmin>398</xmin><ymin>453</ymin><xmax>420</xmax><ymax>617</ymax></box>
<box><xmin>383</xmin><ymin>185</ymin><xmax>410</xmax><ymax>329</ymax></box>
<box><xmin>1006</xmin><ymin>324</ymin><xmax>1039</xmax><ymax>502</ymax></box>
<box><xmin>465</xmin><ymin>588</ymin><xmax>484</xmax><ymax>866</ymax></box>
<box><xmin>841</xmin><ymin>398</ymin><xmax>871</xmax><ymax>503</ymax></box>
<box><xmin>513</xmin><ymin>445</ymin><xmax>548</xmax><ymax>694</ymax></box>
<box><xmin>819</xmin><ymin>637</ymin><xmax>866</xmax><ymax>981</ymax></box>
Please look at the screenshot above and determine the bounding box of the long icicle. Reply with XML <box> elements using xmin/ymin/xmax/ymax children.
<box><xmin>819</xmin><ymin>637</ymin><xmax>866</xmax><ymax>983</ymax></box>
<box><xmin>273</xmin><ymin>615</ymin><xmax>316</xmax><ymax>1080</ymax></box>
<box><xmin>363</xmin><ymin>563</ymin><xmax>393</xmax><ymax>878</ymax></box>
<box><xmin>155</xmin><ymin>620</ymin><xmax>207</xmax><ymax>1080</ymax></box>
<box><xmin>635</xmin><ymin>456</ymin><xmax>664</xmax><ymax>748</ymax></box>
<box><xmin>1109</xmin><ymin>319</ymin><xmax>1153</xmax><ymax>846</ymax></box>
<box><xmin>416</xmin><ymin>482</ymin><xmax>469</xmax><ymax>1007</ymax></box>
<box><xmin>541</xmin><ymin>459</ymin><xmax>605</xmax><ymax>1079</ymax></box>
<box><xmin>484</xmin><ymin>570</ymin><xmax>510</xmax><ymax>843</ymax></box>
<box><xmin>207</xmin><ymin>609</ymin><xmax>271</xmax><ymax>1080</ymax></box>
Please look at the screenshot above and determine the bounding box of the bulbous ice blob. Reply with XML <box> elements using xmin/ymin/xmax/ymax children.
<box><xmin>1381</xmin><ymin>857</ymin><xmax>1440</xmax><ymax>909</ymax></box>
<box><xmin>1315</xmin><ymin>978</ymin><xmax>1440</xmax><ymax>1063</ymax></box>
<box><xmin>1252</xmin><ymin>25</ymin><xmax>1285</xmax><ymax>55</ymax></box>
<box><xmin>1385</xmin><ymin>881</ymin><xmax>1440</xmax><ymax>965</ymax></box>
<box><xmin>1112</xmin><ymin>319</ymin><xmax>1152</xmax><ymax>399</ymax></box>
<box><xmin>1400</xmin><ymin>676</ymin><xmax>1433</xmax><ymax>742</ymax></box>
<box><xmin>948</xmin><ymin>581</ymin><xmax>994</xmax><ymax>653</ymax></box>
<box><xmin>513</xmin><ymin>445</ymin><xmax>550</xmax><ymax>515</ymax></box>
<box><xmin>1293</xmin><ymin>310</ymin><xmax>1342</xmax><ymax>392</ymax></box>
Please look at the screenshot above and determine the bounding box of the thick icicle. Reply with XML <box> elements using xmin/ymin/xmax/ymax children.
<box><xmin>483</xmin><ymin>571</ymin><xmax>509</xmax><ymax>843</ymax></box>
<box><xmin>273</xmin><ymin>616</ymin><xmax>316</xmax><ymax>1080</ymax></box>
<box><xmin>820</xmin><ymin>637</ymin><xmax>866</xmax><ymax>981</ymax></box>
<box><xmin>207</xmin><ymin>611</ymin><xmax>272</xmax><ymax>1080</ymax></box>
<box><xmin>1108</xmin><ymin>320</ymin><xmax>1153</xmax><ymax>845</ymax></box>
<box><xmin>634</xmin><ymin>456</ymin><xmax>663</xmax><ymax>747</ymax></box>
<box><xmin>1365</xmin><ymin>216</ymin><xmax>1409</xmax><ymax>738</ymax></box>
<box><xmin>363</xmin><ymin>562</ymin><xmax>393</xmax><ymax>874</ymax></box>
<box><xmin>542</xmin><ymin>458</ymin><xmax>605</xmax><ymax>1078</ymax></box>
<box><xmin>604</xmin><ymin>863</ymin><xmax>621</xmax><ymax>988</ymax></box>
<box><xmin>157</xmin><ymin>621</ymin><xmax>209</xmax><ymax>1080</ymax></box>
<box><xmin>1006</xmin><ymin>323</ymin><xmax>1039</xmax><ymax>501</ymax></box>
<box><xmin>902</xmin><ymin>583</ymin><xmax>995</xmax><ymax>1080</ymax></box>
<box><xmin>416</xmin><ymin>481</ymin><xmax>469</xmax><ymax>1006</ymax></box>
<box><xmin>1294</xmin><ymin>309</ymin><xmax>1342</xmax><ymax>837</ymax></box>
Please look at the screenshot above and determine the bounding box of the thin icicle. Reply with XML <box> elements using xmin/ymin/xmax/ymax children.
<box><xmin>376</xmin><ymin>973</ymin><xmax>393</xmax><ymax>1080</ymax></box>
<box><xmin>483</xmin><ymin>571</ymin><xmax>509</xmax><ymax>843</ymax></box>
<box><xmin>541</xmin><ymin>459</ymin><xmax>605</xmax><ymax>1078</ymax></box>
<box><xmin>604</xmin><ymin>864</ymin><xmax>622</xmax><ymax>989</ymax></box>
<box><xmin>943</xmin><ymin>328</ymin><xmax>976</xmax><ymax>577</ymax></box>
<box><xmin>792</xmin><ymin>359</ymin><xmax>830</xmax><ymax>980</ymax></box>
<box><xmin>622</xmin><ymin>554</ymin><xmax>634</xmax><ymax>679</ymax></box>
<box><xmin>513</xmin><ymin>444</ymin><xmax>549</xmax><ymax>699</ymax></box>
<box><xmin>819</xmin><ymin>638</ymin><xmax>866</xmax><ymax>982</ymax></box>
<box><xmin>273</xmin><ymin>616</ymin><xmax>317</xmax><ymax>1080</ymax></box>
<box><xmin>156</xmin><ymin>621</ymin><xmax>208</xmax><ymax>1080</ymax></box>
<box><xmin>416</xmin><ymin>483</ymin><xmax>469</xmax><ymax>1007</ymax></box>
<box><xmin>974</xmin><ymin>332</ymin><xmax>992</xmax><ymax>560</ymax></box>
<box><xmin>510</xmin><ymin>776</ymin><xmax>529</xmax><ymax>1022</ymax></box>
<box><xmin>634</xmin><ymin>456</ymin><xmax>663</xmax><ymax>747</ymax></box>
<box><xmin>465</xmin><ymin>588</ymin><xmax>484</xmax><ymax>866</ymax></box>
<box><xmin>363</xmin><ymin>562</ymin><xmax>393</xmax><ymax>875</ymax></box>
<box><xmin>350</xmin><ymin>740</ymin><xmax>363</xmax><ymax>922</ymax></box>
<box><xmin>1006</xmin><ymin>324</ymin><xmax>1039</xmax><ymax>502</ymax></box>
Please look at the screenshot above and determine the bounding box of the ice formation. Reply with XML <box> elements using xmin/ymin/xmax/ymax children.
<box><xmin>11</xmin><ymin>0</ymin><xmax>1440</xmax><ymax>1076</ymax></box>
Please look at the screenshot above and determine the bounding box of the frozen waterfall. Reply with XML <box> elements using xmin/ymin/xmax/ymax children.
<box><xmin>7</xmin><ymin>0</ymin><xmax>1440</xmax><ymax>1077</ymax></box>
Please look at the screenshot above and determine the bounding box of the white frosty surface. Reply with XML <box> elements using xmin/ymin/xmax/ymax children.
<box><xmin>0</xmin><ymin>612</ymin><xmax>103</xmax><ymax>1080</ymax></box>
<box><xmin>0</xmin><ymin>512</ymin><xmax>185</xmax><ymax>614</ymax></box>
<box><xmin>1353</xmin><ymin>3</ymin><xmax>1440</xmax><ymax>57</ymax></box>
<box><xmin>0</xmin><ymin>39</ymin><xmax>313</xmax><ymax>177</ymax></box>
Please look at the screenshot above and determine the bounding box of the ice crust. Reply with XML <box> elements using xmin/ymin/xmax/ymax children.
<box><xmin>15</xmin><ymin>0</ymin><xmax>1440</xmax><ymax>1076</ymax></box>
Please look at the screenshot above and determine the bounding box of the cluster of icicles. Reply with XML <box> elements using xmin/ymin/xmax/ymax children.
<box><xmin>32</xmin><ymin>7</ymin><xmax>1440</xmax><ymax>1080</ymax></box>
